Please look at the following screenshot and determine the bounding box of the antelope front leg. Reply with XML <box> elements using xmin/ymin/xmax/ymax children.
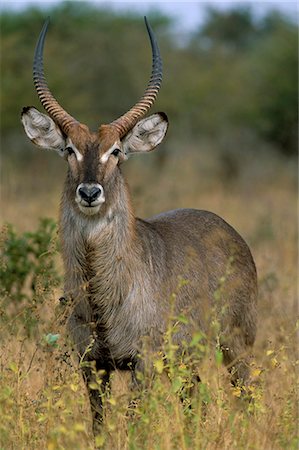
<box><xmin>82</xmin><ymin>365</ymin><xmax>110</xmax><ymax>435</ymax></box>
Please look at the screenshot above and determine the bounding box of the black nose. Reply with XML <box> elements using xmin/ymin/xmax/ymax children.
<box><xmin>78</xmin><ymin>185</ymin><xmax>102</xmax><ymax>204</ymax></box>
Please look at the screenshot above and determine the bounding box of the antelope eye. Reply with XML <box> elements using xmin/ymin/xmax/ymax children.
<box><xmin>65</xmin><ymin>146</ymin><xmax>75</xmax><ymax>156</ymax></box>
<box><xmin>111</xmin><ymin>148</ymin><xmax>121</xmax><ymax>157</ymax></box>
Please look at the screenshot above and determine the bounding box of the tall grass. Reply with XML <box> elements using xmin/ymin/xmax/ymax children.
<box><xmin>0</xmin><ymin>143</ymin><xmax>297</xmax><ymax>449</ymax></box>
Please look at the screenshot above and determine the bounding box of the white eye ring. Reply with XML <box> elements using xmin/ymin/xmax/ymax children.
<box><xmin>64</xmin><ymin>143</ymin><xmax>83</xmax><ymax>161</ymax></box>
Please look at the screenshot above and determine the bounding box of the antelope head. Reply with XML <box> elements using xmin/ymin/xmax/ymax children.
<box><xmin>22</xmin><ymin>17</ymin><xmax>168</xmax><ymax>217</ymax></box>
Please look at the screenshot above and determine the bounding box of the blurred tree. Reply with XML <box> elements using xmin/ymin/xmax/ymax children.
<box><xmin>187</xmin><ymin>6</ymin><xmax>298</xmax><ymax>156</ymax></box>
<box><xmin>0</xmin><ymin>2</ymin><xmax>171</xmax><ymax>133</ymax></box>
<box><xmin>0</xmin><ymin>2</ymin><xmax>297</xmax><ymax>157</ymax></box>
<box><xmin>195</xmin><ymin>6</ymin><xmax>259</xmax><ymax>52</ymax></box>
<box><xmin>246</xmin><ymin>13</ymin><xmax>298</xmax><ymax>155</ymax></box>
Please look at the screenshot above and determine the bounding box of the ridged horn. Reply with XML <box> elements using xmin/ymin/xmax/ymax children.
<box><xmin>110</xmin><ymin>17</ymin><xmax>163</xmax><ymax>138</ymax></box>
<box><xmin>33</xmin><ymin>17</ymin><xmax>79</xmax><ymax>134</ymax></box>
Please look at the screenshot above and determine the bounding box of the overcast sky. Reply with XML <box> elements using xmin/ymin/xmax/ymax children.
<box><xmin>0</xmin><ymin>1</ymin><xmax>298</xmax><ymax>31</ymax></box>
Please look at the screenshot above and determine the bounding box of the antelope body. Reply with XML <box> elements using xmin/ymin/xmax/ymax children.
<box><xmin>22</xmin><ymin>18</ymin><xmax>257</xmax><ymax>430</ymax></box>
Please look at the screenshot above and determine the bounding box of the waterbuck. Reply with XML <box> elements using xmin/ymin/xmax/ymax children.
<box><xmin>21</xmin><ymin>17</ymin><xmax>257</xmax><ymax>430</ymax></box>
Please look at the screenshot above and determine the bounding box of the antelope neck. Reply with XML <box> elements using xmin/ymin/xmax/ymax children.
<box><xmin>60</xmin><ymin>174</ymin><xmax>137</xmax><ymax>303</ymax></box>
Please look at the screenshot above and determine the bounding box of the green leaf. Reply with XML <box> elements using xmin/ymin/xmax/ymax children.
<box><xmin>215</xmin><ymin>348</ymin><xmax>224</xmax><ymax>366</ymax></box>
<box><xmin>43</xmin><ymin>333</ymin><xmax>60</xmax><ymax>346</ymax></box>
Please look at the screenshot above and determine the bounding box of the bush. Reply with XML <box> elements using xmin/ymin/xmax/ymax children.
<box><xmin>0</xmin><ymin>218</ymin><xmax>61</xmax><ymax>335</ymax></box>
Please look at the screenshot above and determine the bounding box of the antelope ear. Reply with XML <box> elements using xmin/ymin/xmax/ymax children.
<box><xmin>21</xmin><ymin>106</ymin><xmax>66</xmax><ymax>156</ymax></box>
<box><xmin>122</xmin><ymin>112</ymin><xmax>168</xmax><ymax>156</ymax></box>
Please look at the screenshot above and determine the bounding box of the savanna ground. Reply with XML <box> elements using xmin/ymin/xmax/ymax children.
<box><xmin>0</xmin><ymin>137</ymin><xmax>298</xmax><ymax>450</ymax></box>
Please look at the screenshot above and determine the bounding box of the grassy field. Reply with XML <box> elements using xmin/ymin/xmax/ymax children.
<box><xmin>0</xmin><ymin>139</ymin><xmax>298</xmax><ymax>449</ymax></box>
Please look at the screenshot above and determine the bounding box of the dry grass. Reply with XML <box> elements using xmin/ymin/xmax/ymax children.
<box><xmin>0</xmin><ymin>142</ymin><xmax>298</xmax><ymax>449</ymax></box>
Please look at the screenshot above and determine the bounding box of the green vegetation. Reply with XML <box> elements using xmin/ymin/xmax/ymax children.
<box><xmin>0</xmin><ymin>2</ymin><xmax>297</xmax><ymax>155</ymax></box>
<box><xmin>1</xmin><ymin>218</ymin><xmax>60</xmax><ymax>303</ymax></box>
<box><xmin>0</xmin><ymin>218</ymin><xmax>60</xmax><ymax>336</ymax></box>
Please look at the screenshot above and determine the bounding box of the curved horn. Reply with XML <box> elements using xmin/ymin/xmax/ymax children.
<box><xmin>33</xmin><ymin>17</ymin><xmax>79</xmax><ymax>133</ymax></box>
<box><xmin>110</xmin><ymin>17</ymin><xmax>163</xmax><ymax>138</ymax></box>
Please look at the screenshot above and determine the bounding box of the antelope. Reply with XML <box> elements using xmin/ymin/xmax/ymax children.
<box><xmin>22</xmin><ymin>17</ymin><xmax>257</xmax><ymax>431</ymax></box>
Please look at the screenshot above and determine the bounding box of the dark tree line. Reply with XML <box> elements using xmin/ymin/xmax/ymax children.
<box><xmin>1</xmin><ymin>2</ymin><xmax>297</xmax><ymax>156</ymax></box>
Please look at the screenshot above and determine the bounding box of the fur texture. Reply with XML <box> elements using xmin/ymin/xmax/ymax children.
<box><xmin>22</xmin><ymin>107</ymin><xmax>257</xmax><ymax>433</ymax></box>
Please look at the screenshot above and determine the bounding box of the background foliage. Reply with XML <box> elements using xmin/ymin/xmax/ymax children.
<box><xmin>1</xmin><ymin>1</ymin><xmax>298</xmax><ymax>156</ymax></box>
